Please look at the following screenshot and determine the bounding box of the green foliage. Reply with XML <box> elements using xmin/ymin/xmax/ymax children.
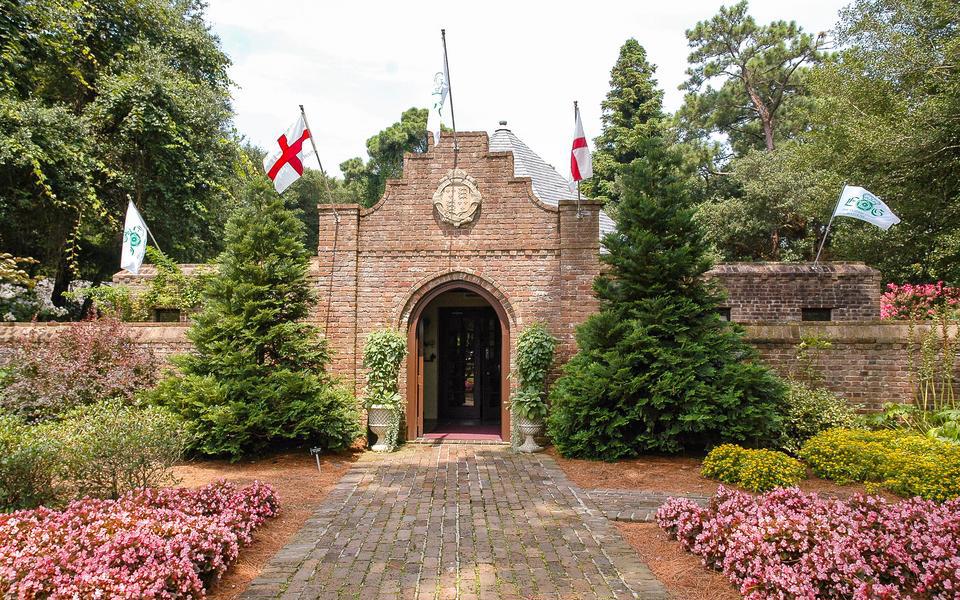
<box><xmin>792</xmin><ymin>334</ymin><xmax>834</xmax><ymax>387</ymax></box>
<box><xmin>546</xmin><ymin>139</ymin><xmax>786</xmax><ymax>460</ymax></box>
<box><xmin>41</xmin><ymin>400</ymin><xmax>189</xmax><ymax>500</ymax></box>
<box><xmin>581</xmin><ymin>39</ymin><xmax>666</xmax><ymax>205</ymax></box>
<box><xmin>149</xmin><ymin>180</ymin><xmax>361</xmax><ymax>459</ymax></box>
<box><xmin>361</xmin><ymin>329</ymin><xmax>407</xmax><ymax>451</ymax></box>
<box><xmin>800</xmin><ymin>428</ymin><xmax>960</xmax><ymax>501</ymax></box>
<box><xmin>685</xmin><ymin>0</ymin><xmax>960</xmax><ymax>279</ymax></box>
<box><xmin>0</xmin><ymin>412</ymin><xmax>61</xmax><ymax>511</ymax></box>
<box><xmin>67</xmin><ymin>248</ymin><xmax>207</xmax><ymax>320</ymax></box>
<box><xmin>680</xmin><ymin>0</ymin><xmax>826</xmax><ymax>153</ymax></box>
<box><xmin>777</xmin><ymin>381</ymin><xmax>864</xmax><ymax>454</ymax></box>
<box><xmin>869</xmin><ymin>403</ymin><xmax>960</xmax><ymax>445</ymax></box>
<box><xmin>340</xmin><ymin>108</ymin><xmax>428</xmax><ymax>207</ymax></box>
<box><xmin>514</xmin><ymin>323</ymin><xmax>558</xmax><ymax>395</ymax></box>
<box><xmin>701</xmin><ymin>444</ymin><xmax>806</xmax><ymax>492</ymax></box>
<box><xmin>510</xmin><ymin>323</ymin><xmax>557</xmax><ymax>422</ymax></box>
<box><xmin>0</xmin><ymin>0</ymin><xmax>239</xmax><ymax>301</ymax></box>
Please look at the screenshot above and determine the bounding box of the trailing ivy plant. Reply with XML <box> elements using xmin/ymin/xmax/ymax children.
<box><xmin>362</xmin><ymin>328</ymin><xmax>408</xmax><ymax>451</ymax></box>
<box><xmin>511</xmin><ymin>323</ymin><xmax>558</xmax><ymax>421</ymax></box>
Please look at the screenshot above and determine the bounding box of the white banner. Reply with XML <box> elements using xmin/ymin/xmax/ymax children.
<box><xmin>120</xmin><ymin>200</ymin><xmax>148</xmax><ymax>274</ymax></box>
<box><xmin>834</xmin><ymin>185</ymin><xmax>901</xmax><ymax>230</ymax></box>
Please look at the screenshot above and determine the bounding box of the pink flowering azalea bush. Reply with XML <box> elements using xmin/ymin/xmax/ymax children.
<box><xmin>0</xmin><ymin>480</ymin><xmax>279</xmax><ymax>599</ymax></box>
<box><xmin>881</xmin><ymin>282</ymin><xmax>960</xmax><ymax>320</ymax></box>
<box><xmin>657</xmin><ymin>486</ymin><xmax>960</xmax><ymax>600</ymax></box>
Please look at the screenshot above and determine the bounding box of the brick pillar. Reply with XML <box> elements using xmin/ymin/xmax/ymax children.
<box><xmin>558</xmin><ymin>199</ymin><xmax>602</xmax><ymax>362</ymax></box>
<box><xmin>316</xmin><ymin>205</ymin><xmax>359</xmax><ymax>392</ymax></box>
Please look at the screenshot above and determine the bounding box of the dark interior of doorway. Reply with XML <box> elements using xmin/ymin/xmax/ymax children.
<box><xmin>424</xmin><ymin>306</ymin><xmax>501</xmax><ymax>440</ymax></box>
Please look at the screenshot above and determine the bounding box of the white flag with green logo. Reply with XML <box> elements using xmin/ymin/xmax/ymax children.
<box><xmin>120</xmin><ymin>200</ymin><xmax>148</xmax><ymax>274</ymax></box>
<box><xmin>834</xmin><ymin>185</ymin><xmax>901</xmax><ymax>230</ymax></box>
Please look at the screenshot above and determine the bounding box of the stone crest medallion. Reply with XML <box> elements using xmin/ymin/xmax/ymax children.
<box><xmin>433</xmin><ymin>169</ymin><xmax>481</xmax><ymax>227</ymax></box>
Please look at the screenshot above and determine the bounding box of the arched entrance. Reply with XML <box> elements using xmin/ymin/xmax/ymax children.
<box><xmin>405</xmin><ymin>281</ymin><xmax>511</xmax><ymax>441</ymax></box>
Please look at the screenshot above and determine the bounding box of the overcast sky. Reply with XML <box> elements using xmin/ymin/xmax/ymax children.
<box><xmin>205</xmin><ymin>0</ymin><xmax>849</xmax><ymax>178</ymax></box>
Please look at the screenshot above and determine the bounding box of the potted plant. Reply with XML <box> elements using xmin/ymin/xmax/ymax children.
<box><xmin>512</xmin><ymin>388</ymin><xmax>548</xmax><ymax>452</ymax></box>
<box><xmin>362</xmin><ymin>329</ymin><xmax>407</xmax><ymax>452</ymax></box>
<box><xmin>511</xmin><ymin>322</ymin><xmax>557</xmax><ymax>453</ymax></box>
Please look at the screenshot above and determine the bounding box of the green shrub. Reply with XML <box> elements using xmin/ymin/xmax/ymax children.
<box><xmin>511</xmin><ymin>323</ymin><xmax>557</xmax><ymax>423</ymax></box>
<box><xmin>148</xmin><ymin>184</ymin><xmax>361</xmax><ymax>459</ymax></box>
<box><xmin>0</xmin><ymin>413</ymin><xmax>61</xmax><ymax>511</ymax></box>
<box><xmin>546</xmin><ymin>141</ymin><xmax>785</xmax><ymax>460</ymax></box>
<box><xmin>799</xmin><ymin>428</ymin><xmax>960</xmax><ymax>501</ymax></box>
<box><xmin>361</xmin><ymin>329</ymin><xmax>407</xmax><ymax>451</ymax></box>
<box><xmin>777</xmin><ymin>381</ymin><xmax>864</xmax><ymax>454</ymax></box>
<box><xmin>701</xmin><ymin>444</ymin><xmax>806</xmax><ymax>492</ymax></box>
<box><xmin>42</xmin><ymin>400</ymin><xmax>190</xmax><ymax>500</ymax></box>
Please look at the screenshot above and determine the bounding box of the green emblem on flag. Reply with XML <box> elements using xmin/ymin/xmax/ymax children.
<box><xmin>845</xmin><ymin>192</ymin><xmax>885</xmax><ymax>217</ymax></box>
<box><xmin>124</xmin><ymin>225</ymin><xmax>145</xmax><ymax>254</ymax></box>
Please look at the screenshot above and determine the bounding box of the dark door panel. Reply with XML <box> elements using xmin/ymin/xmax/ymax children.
<box><xmin>438</xmin><ymin>307</ymin><xmax>501</xmax><ymax>424</ymax></box>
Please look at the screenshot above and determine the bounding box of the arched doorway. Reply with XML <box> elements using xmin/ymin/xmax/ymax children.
<box><xmin>405</xmin><ymin>281</ymin><xmax>511</xmax><ymax>441</ymax></box>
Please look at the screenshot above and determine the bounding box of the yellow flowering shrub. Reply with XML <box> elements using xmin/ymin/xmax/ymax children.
<box><xmin>701</xmin><ymin>444</ymin><xmax>806</xmax><ymax>492</ymax></box>
<box><xmin>799</xmin><ymin>428</ymin><xmax>960</xmax><ymax>502</ymax></box>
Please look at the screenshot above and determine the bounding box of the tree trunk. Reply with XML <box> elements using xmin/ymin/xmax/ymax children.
<box><xmin>51</xmin><ymin>257</ymin><xmax>72</xmax><ymax>308</ymax></box>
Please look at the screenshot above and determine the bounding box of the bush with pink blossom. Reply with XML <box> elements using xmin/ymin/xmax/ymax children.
<box><xmin>881</xmin><ymin>281</ymin><xmax>960</xmax><ymax>320</ymax></box>
<box><xmin>657</xmin><ymin>486</ymin><xmax>960</xmax><ymax>599</ymax></box>
<box><xmin>0</xmin><ymin>480</ymin><xmax>279</xmax><ymax>599</ymax></box>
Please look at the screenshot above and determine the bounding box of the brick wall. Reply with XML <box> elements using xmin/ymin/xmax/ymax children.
<box><xmin>706</xmin><ymin>262</ymin><xmax>881</xmax><ymax>322</ymax></box>
<box><xmin>0</xmin><ymin>320</ymin><xmax>939</xmax><ymax>412</ymax></box>
<box><xmin>743</xmin><ymin>321</ymin><xmax>942</xmax><ymax>410</ymax></box>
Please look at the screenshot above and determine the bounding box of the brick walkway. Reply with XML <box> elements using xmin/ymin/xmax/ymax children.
<box><xmin>240</xmin><ymin>445</ymin><xmax>668</xmax><ymax>600</ymax></box>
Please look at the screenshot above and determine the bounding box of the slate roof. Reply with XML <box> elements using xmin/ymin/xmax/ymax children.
<box><xmin>488</xmin><ymin>123</ymin><xmax>615</xmax><ymax>245</ymax></box>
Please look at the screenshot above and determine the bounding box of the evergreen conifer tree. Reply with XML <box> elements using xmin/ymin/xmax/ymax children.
<box><xmin>583</xmin><ymin>39</ymin><xmax>666</xmax><ymax>204</ymax></box>
<box><xmin>151</xmin><ymin>179</ymin><xmax>360</xmax><ymax>459</ymax></box>
<box><xmin>547</xmin><ymin>138</ymin><xmax>784</xmax><ymax>460</ymax></box>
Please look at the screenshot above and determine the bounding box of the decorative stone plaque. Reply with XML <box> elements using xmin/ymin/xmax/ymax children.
<box><xmin>433</xmin><ymin>169</ymin><xmax>481</xmax><ymax>227</ymax></box>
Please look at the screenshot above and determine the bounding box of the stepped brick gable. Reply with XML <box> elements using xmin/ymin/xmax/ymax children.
<box><xmin>314</xmin><ymin>130</ymin><xmax>603</xmax><ymax>403</ymax></box>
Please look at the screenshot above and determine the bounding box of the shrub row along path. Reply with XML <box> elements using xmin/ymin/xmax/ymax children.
<box><xmin>240</xmin><ymin>444</ymin><xmax>670</xmax><ymax>600</ymax></box>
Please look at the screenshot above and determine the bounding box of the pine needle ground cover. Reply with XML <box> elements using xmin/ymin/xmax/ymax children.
<box><xmin>0</xmin><ymin>481</ymin><xmax>278</xmax><ymax>599</ymax></box>
<box><xmin>657</xmin><ymin>486</ymin><xmax>960</xmax><ymax>600</ymax></box>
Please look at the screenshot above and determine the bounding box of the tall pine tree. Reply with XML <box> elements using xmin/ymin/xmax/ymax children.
<box><xmin>151</xmin><ymin>179</ymin><xmax>360</xmax><ymax>459</ymax></box>
<box><xmin>547</xmin><ymin>138</ymin><xmax>784</xmax><ymax>460</ymax></box>
<box><xmin>583</xmin><ymin>39</ymin><xmax>666</xmax><ymax>205</ymax></box>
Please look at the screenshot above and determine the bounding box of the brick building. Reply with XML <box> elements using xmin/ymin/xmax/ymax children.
<box><xmin>103</xmin><ymin>123</ymin><xmax>883</xmax><ymax>440</ymax></box>
<box><xmin>311</xmin><ymin>124</ymin><xmax>611</xmax><ymax>441</ymax></box>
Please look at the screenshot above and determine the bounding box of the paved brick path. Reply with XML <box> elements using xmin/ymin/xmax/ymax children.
<box><xmin>584</xmin><ymin>490</ymin><xmax>710</xmax><ymax>523</ymax></box>
<box><xmin>241</xmin><ymin>445</ymin><xmax>668</xmax><ymax>600</ymax></box>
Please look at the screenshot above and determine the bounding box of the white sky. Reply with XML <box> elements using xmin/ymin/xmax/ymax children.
<box><xmin>206</xmin><ymin>0</ymin><xmax>849</xmax><ymax>178</ymax></box>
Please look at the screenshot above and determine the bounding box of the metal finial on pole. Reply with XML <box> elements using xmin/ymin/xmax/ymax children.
<box><xmin>441</xmin><ymin>29</ymin><xmax>459</xmax><ymax>172</ymax></box>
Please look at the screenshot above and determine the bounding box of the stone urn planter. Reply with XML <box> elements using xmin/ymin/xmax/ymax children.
<box><xmin>367</xmin><ymin>404</ymin><xmax>394</xmax><ymax>452</ymax></box>
<box><xmin>516</xmin><ymin>415</ymin><xmax>544</xmax><ymax>453</ymax></box>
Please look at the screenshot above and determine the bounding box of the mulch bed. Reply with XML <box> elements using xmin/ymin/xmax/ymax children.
<box><xmin>171</xmin><ymin>449</ymin><xmax>359</xmax><ymax>600</ymax></box>
<box><xmin>547</xmin><ymin>447</ymin><xmax>877</xmax><ymax>498</ymax></box>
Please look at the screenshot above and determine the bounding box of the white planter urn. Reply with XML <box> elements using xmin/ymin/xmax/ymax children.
<box><xmin>367</xmin><ymin>404</ymin><xmax>394</xmax><ymax>452</ymax></box>
<box><xmin>516</xmin><ymin>415</ymin><xmax>544</xmax><ymax>453</ymax></box>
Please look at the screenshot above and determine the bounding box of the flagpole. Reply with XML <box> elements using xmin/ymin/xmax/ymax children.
<box><xmin>299</xmin><ymin>105</ymin><xmax>340</xmax><ymax>338</ymax></box>
<box><xmin>299</xmin><ymin>105</ymin><xmax>340</xmax><ymax>223</ymax></box>
<box><xmin>441</xmin><ymin>29</ymin><xmax>458</xmax><ymax>172</ymax></box>
<box><xmin>814</xmin><ymin>184</ymin><xmax>846</xmax><ymax>265</ymax></box>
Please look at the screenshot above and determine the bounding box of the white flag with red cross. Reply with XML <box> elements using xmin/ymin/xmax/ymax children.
<box><xmin>570</xmin><ymin>106</ymin><xmax>592</xmax><ymax>182</ymax></box>
<box><xmin>263</xmin><ymin>115</ymin><xmax>313</xmax><ymax>194</ymax></box>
